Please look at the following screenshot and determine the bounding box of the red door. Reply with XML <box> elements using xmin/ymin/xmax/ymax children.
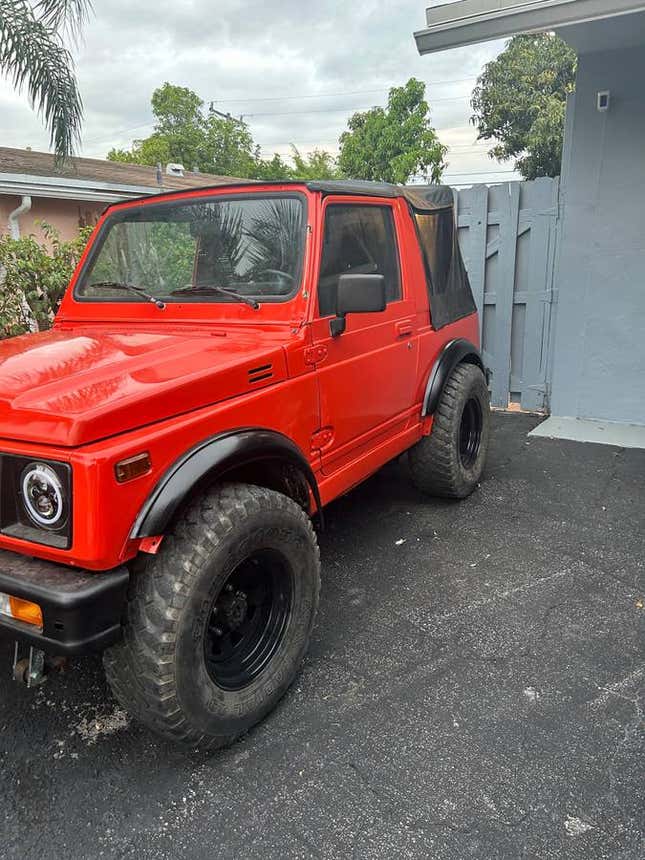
<box><xmin>310</xmin><ymin>199</ymin><xmax>418</xmax><ymax>476</ymax></box>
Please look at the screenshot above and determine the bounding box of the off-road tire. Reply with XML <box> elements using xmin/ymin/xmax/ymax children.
<box><xmin>104</xmin><ymin>483</ymin><xmax>320</xmax><ymax>752</ymax></box>
<box><xmin>408</xmin><ymin>363</ymin><xmax>490</xmax><ymax>499</ymax></box>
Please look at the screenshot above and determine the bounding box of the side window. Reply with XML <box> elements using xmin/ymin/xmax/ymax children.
<box><xmin>414</xmin><ymin>211</ymin><xmax>453</xmax><ymax>296</ymax></box>
<box><xmin>414</xmin><ymin>210</ymin><xmax>476</xmax><ymax>329</ymax></box>
<box><xmin>318</xmin><ymin>205</ymin><xmax>401</xmax><ymax>317</ymax></box>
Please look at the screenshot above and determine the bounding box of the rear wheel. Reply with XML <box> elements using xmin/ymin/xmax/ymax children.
<box><xmin>104</xmin><ymin>483</ymin><xmax>320</xmax><ymax>752</ymax></box>
<box><xmin>408</xmin><ymin>363</ymin><xmax>490</xmax><ymax>498</ymax></box>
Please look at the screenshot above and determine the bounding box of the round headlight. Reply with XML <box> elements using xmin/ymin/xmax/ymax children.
<box><xmin>21</xmin><ymin>463</ymin><xmax>66</xmax><ymax>530</ymax></box>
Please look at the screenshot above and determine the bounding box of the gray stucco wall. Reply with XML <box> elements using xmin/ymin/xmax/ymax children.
<box><xmin>550</xmin><ymin>44</ymin><xmax>645</xmax><ymax>424</ymax></box>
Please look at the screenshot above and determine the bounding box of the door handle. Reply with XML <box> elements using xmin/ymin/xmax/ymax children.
<box><xmin>396</xmin><ymin>321</ymin><xmax>414</xmax><ymax>337</ymax></box>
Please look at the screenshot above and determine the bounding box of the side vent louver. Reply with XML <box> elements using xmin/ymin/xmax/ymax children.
<box><xmin>248</xmin><ymin>363</ymin><xmax>273</xmax><ymax>384</ymax></box>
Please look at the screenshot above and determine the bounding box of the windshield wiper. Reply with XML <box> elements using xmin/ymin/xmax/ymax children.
<box><xmin>171</xmin><ymin>284</ymin><xmax>260</xmax><ymax>310</ymax></box>
<box><xmin>88</xmin><ymin>281</ymin><xmax>166</xmax><ymax>310</ymax></box>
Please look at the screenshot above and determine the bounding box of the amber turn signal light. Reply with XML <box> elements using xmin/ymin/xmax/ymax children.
<box><xmin>115</xmin><ymin>452</ymin><xmax>152</xmax><ymax>483</ymax></box>
<box><xmin>0</xmin><ymin>592</ymin><xmax>43</xmax><ymax>629</ymax></box>
<box><xmin>10</xmin><ymin>596</ymin><xmax>43</xmax><ymax>628</ymax></box>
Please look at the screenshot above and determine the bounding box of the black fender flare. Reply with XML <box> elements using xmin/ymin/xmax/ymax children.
<box><xmin>422</xmin><ymin>338</ymin><xmax>486</xmax><ymax>417</ymax></box>
<box><xmin>131</xmin><ymin>429</ymin><xmax>322</xmax><ymax>539</ymax></box>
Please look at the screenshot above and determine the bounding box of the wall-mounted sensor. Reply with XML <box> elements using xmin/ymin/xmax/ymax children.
<box><xmin>597</xmin><ymin>90</ymin><xmax>611</xmax><ymax>112</ymax></box>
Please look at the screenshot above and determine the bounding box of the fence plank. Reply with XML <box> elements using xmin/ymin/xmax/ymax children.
<box><xmin>520</xmin><ymin>189</ymin><xmax>552</xmax><ymax>411</ymax></box>
<box><xmin>463</xmin><ymin>185</ymin><xmax>488</xmax><ymax>341</ymax></box>
<box><xmin>490</xmin><ymin>183</ymin><xmax>520</xmax><ymax>407</ymax></box>
<box><xmin>541</xmin><ymin>177</ymin><xmax>561</xmax><ymax>413</ymax></box>
<box><xmin>454</xmin><ymin>178</ymin><xmax>558</xmax><ymax>413</ymax></box>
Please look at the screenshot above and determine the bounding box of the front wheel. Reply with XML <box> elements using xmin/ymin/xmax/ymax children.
<box><xmin>104</xmin><ymin>483</ymin><xmax>320</xmax><ymax>751</ymax></box>
<box><xmin>408</xmin><ymin>363</ymin><xmax>490</xmax><ymax>498</ymax></box>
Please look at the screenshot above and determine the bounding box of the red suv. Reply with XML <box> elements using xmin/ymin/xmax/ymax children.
<box><xmin>0</xmin><ymin>180</ymin><xmax>489</xmax><ymax>749</ymax></box>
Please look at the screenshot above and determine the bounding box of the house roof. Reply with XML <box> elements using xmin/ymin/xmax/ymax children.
<box><xmin>415</xmin><ymin>0</ymin><xmax>645</xmax><ymax>54</ymax></box>
<box><xmin>0</xmin><ymin>147</ymin><xmax>239</xmax><ymax>204</ymax></box>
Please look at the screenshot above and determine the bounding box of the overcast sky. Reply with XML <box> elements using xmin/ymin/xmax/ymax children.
<box><xmin>0</xmin><ymin>1</ymin><xmax>519</xmax><ymax>184</ymax></box>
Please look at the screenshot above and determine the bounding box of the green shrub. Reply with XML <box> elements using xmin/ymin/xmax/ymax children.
<box><xmin>0</xmin><ymin>222</ymin><xmax>92</xmax><ymax>338</ymax></box>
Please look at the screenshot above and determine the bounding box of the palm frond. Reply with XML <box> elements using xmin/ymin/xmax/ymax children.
<box><xmin>35</xmin><ymin>0</ymin><xmax>93</xmax><ymax>42</ymax></box>
<box><xmin>245</xmin><ymin>199</ymin><xmax>305</xmax><ymax>277</ymax></box>
<box><xmin>194</xmin><ymin>203</ymin><xmax>245</xmax><ymax>284</ymax></box>
<box><xmin>0</xmin><ymin>0</ymin><xmax>83</xmax><ymax>159</ymax></box>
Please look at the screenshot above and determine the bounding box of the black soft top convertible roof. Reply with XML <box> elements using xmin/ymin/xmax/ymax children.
<box><xmin>120</xmin><ymin>179</ymin><xmax>455</xmax><ymax>212</ymax></box>
<box><xmin>305</xmin><ymin>180</ymin><xmax>455</xmax><ymax>212</ymax></box>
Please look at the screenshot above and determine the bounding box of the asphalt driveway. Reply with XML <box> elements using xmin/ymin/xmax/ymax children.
<box><xmin>1</xmin><ymin>413</ymin><xmax>643</xmax><ymax>859</ymax></box>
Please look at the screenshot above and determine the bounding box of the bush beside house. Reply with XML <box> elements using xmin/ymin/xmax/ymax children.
<box><xmin>0</xmin><ymin>223</ymin><xmax>91</xmax><ymax>337</ymax></box>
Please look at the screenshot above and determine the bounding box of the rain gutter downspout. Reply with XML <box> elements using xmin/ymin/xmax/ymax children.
<box><xmin>4</xmin><ymin>196</ymin><xmax>37</xmax><ymax>332</ymax></box>
<box><xmin>8</xmin><ymin>195</ymin><xmax>32</xmax><ymax>239</ymax></box>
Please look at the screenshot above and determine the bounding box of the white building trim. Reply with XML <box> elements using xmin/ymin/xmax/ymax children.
<box><xmin>0</xmin><ymin>172</ymin><xmax>160</xmax><ymax>204</ymax></box>
<box><xmin>415</xmin><ymin>0</ymin><xmax>645</xmax><ymax>53</ymax></box>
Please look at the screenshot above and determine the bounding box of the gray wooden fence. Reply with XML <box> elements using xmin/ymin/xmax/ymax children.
<box><xmin>454</xmin><ymin>178</ymin><xmax>560</xmax><ymax>412</ymax></box>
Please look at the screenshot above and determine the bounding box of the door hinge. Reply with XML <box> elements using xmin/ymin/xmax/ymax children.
<box><xmin>311</xmin><ymin>427</ymin><xmax>334</xmax><ymax>452</ymax></box>
<box><xmin>304</xmin><ymin>344</ymin><xmax>328</xmax><ymax>365</ymax></box>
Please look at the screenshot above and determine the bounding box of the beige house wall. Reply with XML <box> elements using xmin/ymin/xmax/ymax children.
<box><xmin>0</xmin><ymin>195</ymin><xmax>105</xmax><ymax>242</ymax></box>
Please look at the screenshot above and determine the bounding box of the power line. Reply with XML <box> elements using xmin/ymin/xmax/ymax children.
<box><xmin>243</xmin><ymin>94</ymin><xmax>471</xmax><ymax>119</ymax></box>
<box><xmin>83</xmin><ymin>74</ymin><xmax>481</xmax><ymax>146</ymax></box>
<box><xmin>83</xmin><ymin>122</ymin><xmax>154</xmax><ymax>145</ymax></box>
<box><xmin>450</xmin><ymin>180</ymin><xmax>515</xmax><ymax>187</ymax></box>
<box><xmin>84</xmin><ymin>128</ymin><xmax>490</xmax><ymax>150</ymax></box>
<box><xmin>216</xmin><ymin>88</ymin><xmax>384</xmax><ymax>104</ymax></box>
<box><xmin>254</xmin><ymin>140</ymin><xmax>488</xmax><ymax>151</ymax></box>
<box><xmin>84</xmin><ymin>90</ymin><xmax>480</xmax><ymax>147</ymax></box>
<box><xmin>209</xmin><ymin>77</ymin><xmax>478</xmax><ymax>104</ymax></box>
<box><xmin>443</xmin><ymin>169</ymin><xmax>517</xmax><ymax>177</ymax></box>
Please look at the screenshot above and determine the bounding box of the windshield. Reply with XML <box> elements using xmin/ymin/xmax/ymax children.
<box><xmin>75</xmin><ymin>193</ymin><xmax>306</xmax><ymax>304</ymax></box>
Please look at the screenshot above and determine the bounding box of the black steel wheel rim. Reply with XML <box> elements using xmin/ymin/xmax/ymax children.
<box><xmin>459</xmin><ymin>397</ymin><xmax>483</xmax><ymax>468</ymax></box>
<box><xmin>204</xmin><ymin>549</ymin><xmax>293</xmax><ymax>691</ymax></box>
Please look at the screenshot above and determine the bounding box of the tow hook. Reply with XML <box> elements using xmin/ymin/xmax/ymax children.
<box><xmin>12</xmin><ymin>643</ymin><xmax>67</xmax><ymax>688</ymax></box>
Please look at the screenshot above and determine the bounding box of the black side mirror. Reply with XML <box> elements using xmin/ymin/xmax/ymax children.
<box><xmin>330</xmin><ymin>274</ymin><xmax>387</xmax><ymax>336</ymax></box>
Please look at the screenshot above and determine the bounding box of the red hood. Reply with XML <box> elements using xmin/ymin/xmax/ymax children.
<box><xmin>0</xmin><ymin>325</ymin><xmax>289</xmax><ymax>447</ymax></box>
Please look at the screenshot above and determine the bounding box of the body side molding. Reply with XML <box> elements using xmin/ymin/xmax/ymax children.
<box><xmin>422</xmin><ymin>338</ymin><xmax>485</xmax><ymax>417</ymax></box>
<box><xmin>132</xmin><ymin>429</ymin><xmax>322</xmax><ymax>539</ymax></box>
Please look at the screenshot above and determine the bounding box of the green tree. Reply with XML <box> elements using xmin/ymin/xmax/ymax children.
<box><xmin>249</xmin><ymin>152</ymin><xmax>293</xmax><ymax>181</ymax></box>
<box><xmin>0</xmin><ymin>0</ymin><xmax>92</xmax><ymax>159</ymax></box>
<box><xmin>290</xmin><ymin>147</ymin><xmax>339</xmax><ymax>180</ymax></box>
<box><xmin>108</xmin><ymin>83</ymin><xmax>258</xmax><ymax>176</ymax></box>
<box><xmin>471</xmin><ymin>34</ymin><xmax>577</xmax><ymax>180</ymax></box>
<box><xmin>337</xmin><ymin>78</ymin><xmax>447</xmax><ymax>184</ymax></box>
<box><xmin>108</xmin><ymin>83</ymin><xmax>292</xmax><ymax>178</ymax></box>
<box><xmin>249</xmin><ymin>146</ymin><xmax>339</xmax><ymax>181</ymax></box>
<box><xmin>110</xmin><ymin>83</ymin><xmax>341</xmax><ymax>181</ymax></box>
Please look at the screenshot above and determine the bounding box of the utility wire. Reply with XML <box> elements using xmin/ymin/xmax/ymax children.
<box><xmin>84</xmin><ymin>122</ymin><xmax>154</xmax><ymax>145</ymax></box>
<box><xmin>255</xmin><ymin>140</ymin><xmax>488</xmax><ymax>149</ymax></box>
<box><xmin>208</xmin><ymin>77</ymin><xmax>478</xmax><ymax>104</ymax></box>
<box><xmin>85</xmin><ymin>127</ymin><xmax>490</xmax><ymax>150</ymax></box>
<box><xmin>85</xmin><ymin>89</ymin><xmax>477</xmax><ymax>146</ymax></box>
<box><xmin>84</xmin><ymin>75</ymin><xmax>480</xmax><ymax>146</ymax></box>
<box><xmin>243</xmin><ymin>94</ymin><xmax>471</xmax><ymax>119</ymax></box>
<box><xmin>443</xmin><ymin>169</ymin><xmax>517</xmax><ymax>177</ymax></box>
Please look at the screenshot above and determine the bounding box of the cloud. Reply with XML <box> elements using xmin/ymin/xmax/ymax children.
<box><xmin>0</xmin><ymin>1</ymin><xmax>518</xmax><ymax>183</ymax></box>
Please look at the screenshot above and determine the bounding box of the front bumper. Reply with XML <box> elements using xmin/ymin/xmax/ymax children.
<box><xmin>0</xmin><ymin>549</ymin><xmax>129</xmax><ymax>655</ymax></box>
